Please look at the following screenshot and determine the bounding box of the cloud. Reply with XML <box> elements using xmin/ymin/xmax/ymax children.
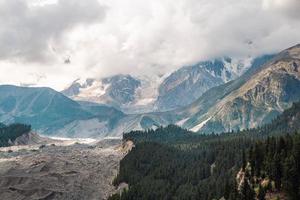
<box><xmin>0</xmin><ymin>0</ymin><xmax>106</xmax><ymax>62</ymax></box>
<box><xmin>0</xmin><ymin>0</ymin><xmax>299</xmax><ymax>90</ymax></box>
<box><xmin>263</xmin><ymin>0</ymin><xmax>300</xmax><ymax>18</ymax></box>
<box><xmin>71</xmin><ymin>0</ymin><xmax>300</xmax><ymax>77</ymax></box>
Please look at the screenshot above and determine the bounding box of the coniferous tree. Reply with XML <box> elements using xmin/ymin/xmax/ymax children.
<box><xmin>272</xmin><ymin>153</ymin><xmax>282</xmax><ymax>191</ymax></box>
<box><xmin>242</xmin><ymin>149</ymin><xmax>246</xmax><ymax>171</ymax></box>
<box><xmin>283</xmin><ymin>155</ymin><xmax>299</xmax><ymax>200</ymax></box>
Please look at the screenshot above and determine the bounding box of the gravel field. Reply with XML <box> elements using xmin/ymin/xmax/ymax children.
<box><xmin>0</xmin><ymin>137</ymin><xmax>129</xmax><ymax>200</ymax></box>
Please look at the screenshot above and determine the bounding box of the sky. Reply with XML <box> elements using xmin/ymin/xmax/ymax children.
<box><xmin>0</xmin><ymin>0</ymin><xmax>299</xmax><ymax>90</ymax></box>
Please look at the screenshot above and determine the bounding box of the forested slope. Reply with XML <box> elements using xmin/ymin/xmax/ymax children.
<box><xmin>109</xmin><ymin>100</ymin><xmax>300</xmax><ymax>200</ymax></box>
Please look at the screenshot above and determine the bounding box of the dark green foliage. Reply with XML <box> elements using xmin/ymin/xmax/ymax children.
<box><xmin>0</xmin><ymin>123</ymin><xmax>31</xmax><ymax>147</ymax></box>
<box><xmin>242</xmin><ymin>149</ymin><xmax>246</xmax><ymax>171</ymax></box>
<box><xmin>245</xmin><ymin>134</ymin><xmax>300</xmax><ymax>200</ymax></box>
<box><xmin>112</xmin><ymin>125</ymin><xmax>257</xmax><ymax>200</ymax></box>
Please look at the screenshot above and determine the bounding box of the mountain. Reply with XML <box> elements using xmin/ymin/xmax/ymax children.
<box><xmin>176</xmin><ymin>44</ymin><xmax>300</xmax><ymax>133</ymax></box>
<box><xmin>156</xmin><ymin>58</ymin><xmax>252</xmax><ymax>110</ymax></box>
<box><xmin>58</xmin><ymin>54</ymin><xmax>277</xmax><ymax>136</ymax></box>
<box><xmin>62</xmin><ymin>74</ymin><xmax>168</xmax><ymax>114</ymax></box>
<box><xmin>0</xmin><ymin>85</ymin><xmax>125</xmax><ymax>137</ymax></box>
<box><xmin>3</xmin><ymin>45</ymin><xmax>299</xmax><ymax>138</ymax></box>
<box><xmin>62</xmin><ymin>75</ymin><xmax>143</xmax><ymax>111</ymax></box>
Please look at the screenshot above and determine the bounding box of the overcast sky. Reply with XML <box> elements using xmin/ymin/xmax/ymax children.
<box><xmin>0</xmin><ymin>0</ymin><xmax>299</xmax><ymax>90</ymax></box>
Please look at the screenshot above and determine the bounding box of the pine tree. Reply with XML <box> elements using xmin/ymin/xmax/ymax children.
<box><xmin>242</xmin><ymin>149</ymin><xmax>246</xmax><ymax>171</ymax></box>
<box><xmin>272</xmin><ymin>153</ymin><xmax>282</xmax><ymax>191</ymax></box>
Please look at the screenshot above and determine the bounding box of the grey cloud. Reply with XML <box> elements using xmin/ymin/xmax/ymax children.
<box><xmin>85</xmin><ymin>0</ymin><xmax>300</xmax><ymax>79</ymax></box>
<box><xmin>0</xmin><ymin>0</ymin><xmax>106</xmax><ymax>62</ymax></box>
<box><xmin>263</xmin><ymin>0</ymin><xmax>300</xmax><ymax>18</ymax></box>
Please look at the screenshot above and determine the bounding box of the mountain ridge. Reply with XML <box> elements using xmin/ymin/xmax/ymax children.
<box><xmin>182</xmin><ymin>44</ymin><xmax>300</xmax><ymax>133</ymax></box>
<box><xmin>63</xmin><ymin>57</ymin><xmax>255</xmax><ymax>112</ymax></box>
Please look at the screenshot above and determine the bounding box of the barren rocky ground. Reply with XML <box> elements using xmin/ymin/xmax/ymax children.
<box><xmin>0</xmin><ymin>137</ymin><xmax>128</xmax><ymax>200</ymax></box>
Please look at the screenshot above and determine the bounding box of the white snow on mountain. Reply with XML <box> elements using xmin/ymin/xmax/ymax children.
<box><xmin>190</xmin><ymin>117</ymin><xmax>212</xmax><ymax>132</ymax></box>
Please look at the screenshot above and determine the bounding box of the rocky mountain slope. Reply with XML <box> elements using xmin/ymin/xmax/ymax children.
<box><xmin>62</xmin><ymin>75</ymin><xmax>142</xmax><ymax>111</ymax></box>
<box><xmin>177</xmin><ymin>44</ymin><xmax>300</xmax><ymax>133</ymax></box>
<box><xmin>156</xmin><ymin>58</ymin><xmax>253</xmax><ymax>110</ymax></box>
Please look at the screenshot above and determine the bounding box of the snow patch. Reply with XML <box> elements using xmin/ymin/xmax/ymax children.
<box><xmin>76</xmin><ymin>81</ymin><xmax>110</xmax><ymax>100</ymax></box>
<box><xmin>176</xmin><ymin>118</ymin><xmax>189</xmax><ymax>126</ymax></box>
<box><xmin>190</xmin><ymin>117</ymin><xmax>212</xmax><ymax>132</ymax></box>
<box><xmin>133</xmin><ymin>74</ymin><xmax>166</xmax><ymax>106</ymax></box>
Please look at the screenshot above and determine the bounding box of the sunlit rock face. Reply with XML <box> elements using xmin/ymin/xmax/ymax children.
<box><xmin>156</xmin><ymin>57</ymin><xmax>251</xmax><ymax>111</ymax></box>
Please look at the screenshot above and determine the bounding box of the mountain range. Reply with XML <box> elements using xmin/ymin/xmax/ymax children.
<box><xmin>0</xmin><ymin>44</ymin><xmax>299</xmax><ymax>138</ymax></box>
